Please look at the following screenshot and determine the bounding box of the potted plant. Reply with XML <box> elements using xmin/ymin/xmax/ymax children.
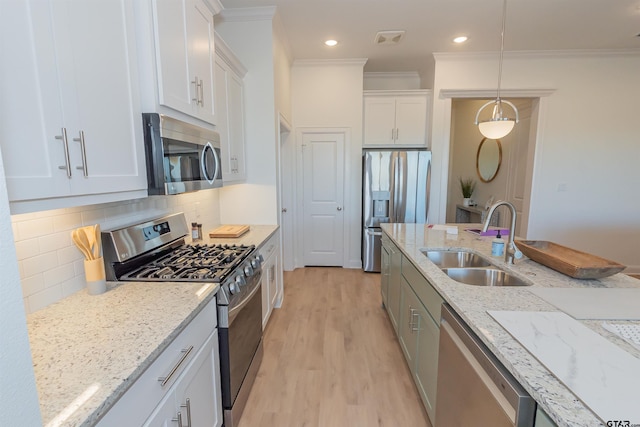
<box><xmin>459</xmin><ymin>177</ymin><xmax>476</xmax><ymax>206</ymax></box>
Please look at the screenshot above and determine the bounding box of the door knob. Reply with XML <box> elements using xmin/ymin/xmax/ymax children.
<box><xmin>337</xmin><ymin>206</ymin><xmax>342</xmax><ymax>211</ymax></box>
<box><xmin>282</xmin><ymin>208</ymin><xmax>287</xmax><ymax>213</ymax></box>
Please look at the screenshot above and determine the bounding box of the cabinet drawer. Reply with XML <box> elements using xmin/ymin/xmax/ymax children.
<box><xmin>259</xmin><ymin>232</ymin><xmax>279</xmax><ymax>260</ymax></box>
<box><xmin>402</xmin><ymin>258</ymin><xmax>444</xmax><ymax>324</ymax></box>
<box><xmin>97</xmin><ymin>298</ymin><xmax>217</xmax><ymax>426</ymax></box>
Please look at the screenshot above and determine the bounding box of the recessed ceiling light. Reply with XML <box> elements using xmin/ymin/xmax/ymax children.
<box><xmin>325</xmin><ymin>39</ymin><xmax>338</xmax><ymax>47</ymax></box>
<box><xmin>453</xmin><ymin>36</ymin><xmax>468</xmax><ymax>44</ymax></box>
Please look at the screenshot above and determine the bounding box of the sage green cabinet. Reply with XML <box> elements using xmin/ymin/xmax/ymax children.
<box><xmin>383</xmin><ymin>237</ymin><xmax>402</xmax><ymax>333</ymax></box>
<box><xmin>534</xmin><ymin>407</ymin><xmax>558</xmax><ymax>427</ymax></box>
<box><xmin>381</xmin><ymin>243</ymin><xmax>390</xmax><ymax>308</ymax></box>
<box><xmin>398</xmin><ymin>277</ymin><xmax>420</xmax><ymax>368</ymax></box>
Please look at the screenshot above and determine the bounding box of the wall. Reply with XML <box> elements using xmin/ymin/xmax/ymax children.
<box><xmin>363</xmin><ymin>72</ymin><xmax>422</xmax><ymax>90</ymax></box>
<box><xmin>291</xmin><ymin>59</ymin><xmax>366</xmax><ymax>269</ymax></box>
<box><xmin>0</xmin><ymin>150</ymin><xmax>43</xmax><ymax>426</ymax></box>
<box><xmin>215</xmin><ymin>9</ymin><xmax>281</xmax><ymax>225</ymax></box>
<box><xmin>447</xmin><ymin>98</ymin><xmax>532</xmax><ymax>227</ymax></box>
<box><xmin>431</xmin><ymin>50</ymin><xmax>640</xmax><ymax>272</ymax></box>
<box><xmin>12</xmin><ymin>190</ymin><xmax>221</xmax><ymax>313</ymax></box>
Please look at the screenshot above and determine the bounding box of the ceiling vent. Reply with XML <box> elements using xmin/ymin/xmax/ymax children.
<box><xmin>374</xmin><ymin>30</ymin><xmax>405</xmax><ymax>46</ymax></box>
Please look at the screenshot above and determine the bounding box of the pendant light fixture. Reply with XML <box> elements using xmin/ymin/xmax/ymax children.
<box><xmin>474</xmin><ymin>0</ymin><xmax>519</xmax><ymax>139</ymax></box>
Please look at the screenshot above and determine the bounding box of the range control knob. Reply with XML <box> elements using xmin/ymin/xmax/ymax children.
<box><xmin>235</xmin><ymin>275</ymin><xmax>246</xmax><ymax>287</ymax></box>
<box><xmin>228</xmin><ymin>281</ymin><xmax>240</xmax><ymax>295</ymax></box>
<box><xmin>244</xmin><ymin>264</ymin><xmax>254</xmax><ymax>277</ymax></box>
<box><xmin>251</xmin><ymin>257</ymin><xmax>261</xmax><ymax>269</ymax></box>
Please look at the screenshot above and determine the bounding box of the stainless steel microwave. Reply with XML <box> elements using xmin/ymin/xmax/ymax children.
<box><xmin>142</xmin><ymin>113</ymin><xmax>222</xmax><ymax>195</ymax></box>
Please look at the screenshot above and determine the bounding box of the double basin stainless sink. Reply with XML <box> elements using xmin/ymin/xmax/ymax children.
<box><xmin>422</xmin><ymin>250</ymin><xmax>530</xmax><ymax>287</ymax></box>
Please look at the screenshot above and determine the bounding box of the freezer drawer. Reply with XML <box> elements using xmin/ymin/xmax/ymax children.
<box><xmin>363</xmin><ymin>228</ymin><xmax>382</xmax><ymax>272</ymax></box>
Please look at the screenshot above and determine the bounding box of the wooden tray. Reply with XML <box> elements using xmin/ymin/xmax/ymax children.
<box><xmin>514</xmin><ymin>240</ymin><xmax>626</xmax><ymax>279</ymax></box>
<box><xmin>209</xmin><ymin>225</ymin><xmax>250</xmax><ymax>238</ymax></box>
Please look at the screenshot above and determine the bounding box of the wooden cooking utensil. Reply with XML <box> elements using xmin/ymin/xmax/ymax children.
<box><xmin>93</xmin><ymin>224</ymin><xmax>101</xmax><ymax>259</ymax></box>
<box><xmin>71</xmin><ymin>229</ymin><xmax>92</xmax><ymax>260</ymax></box>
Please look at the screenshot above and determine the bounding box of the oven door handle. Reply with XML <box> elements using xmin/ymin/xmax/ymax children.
<box><xmin>228</xmin><ymin>271</ymin><xmax>262</xmax><ymax>326</ymax></box>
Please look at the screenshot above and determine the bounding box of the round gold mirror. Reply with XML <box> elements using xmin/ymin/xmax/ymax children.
<box><xmin>476</xmin><ymin>138</ymin><xmax>502</xmax><ymax>183</ymax></box>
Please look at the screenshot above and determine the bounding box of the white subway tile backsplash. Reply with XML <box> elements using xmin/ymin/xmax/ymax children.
<box><xmin>61</xmin><ymin>276</ymin><xmax>85</xmax><ymax>297</ymax></box>
<box><xmin>21</xmin><ymin>275</ymin><xmax>44</xmax><ymax>298</ymax></box>
<box><xmin>28</xmin><ymin>286</ymin><xmax>63</xmax><ymax>313</ymax></box>
<box><xmin>16</xmin><ymin>217</ymin><xmax>54</xmax><ymax>240</ymax></box>
<box><xmin>43</xmin><ymin>263</ymin><xmax>75</xmax><ymax>287</ymax></box>
<box><xmin>22</xmin><ymin>252</ymin><xmax>58</xmax><ymax>277</ymax></box>
<box><xmin>14</xmin><ymin>238</ymin><xmax>39</xmax><ymax>261</ymax></box>
<box><xmin>13</xmin><ymin>189</ymin><xmax>221</xmax><ymax>313</ymax></box>
<box><xmin>53</xmin><ymin>212</ymin><xmax>83</xmax><ymax>232</ymax></box>
<box><xmin>57</xmin><ymin>246</ymin><xmax>84</xmax><ymax>265</ymax></box>
<box><xmin>39</xmin><ymin>231</ymin><xmax>72</xmax><ymax>253</ymax></box>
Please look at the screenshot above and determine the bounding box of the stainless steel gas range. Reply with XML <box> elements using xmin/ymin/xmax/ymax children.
<box><xmin>102</xmin><ymin>213</ymin><xmax>263</xmax><ymax>427</ymax></box>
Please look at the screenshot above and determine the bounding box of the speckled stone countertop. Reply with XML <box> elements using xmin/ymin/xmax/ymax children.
<box><xmin>27</xmin><ymin>280</ymin><xmax>219</xmax><ymax>427</ymax></box>
<box><xmin>381</xmin><ymin>223</ymin><xmax>640</xmax><ymax>427</ymax></box>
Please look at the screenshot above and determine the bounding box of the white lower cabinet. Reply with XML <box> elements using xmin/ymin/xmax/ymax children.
<box><xmin>260</xmin><ymin>231</ymin><xmax>282</xmax><ymax>329</ymax></box>
<box><xmin>97</xmin><ymin>300</ymin><xmax>221</xmax><ymax>427</ymax></box>
<box><xmin>144</xmin><ymin>331</ymin><xmax>222</xmax><ymax>427</ymax></box>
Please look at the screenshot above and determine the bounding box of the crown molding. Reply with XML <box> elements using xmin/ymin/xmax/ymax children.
<box><xmin>214</xmin><ymin>33</ymin><xmax>248</xmax><ymax>77</ymax></box>
<box><xmin>219</xmin><ymin>6</ymin><xmax>276</xmax><ymax>22</ymax></box>
<box><xmin>364</xmin><ymin>71</ymin><xmax>421</xmax><ymax>80</ymax></box>
<box><xmin>434</xmin><ymin>49</ymin><xmax>640</xmax><ymax>61</ymax></box>
<box><xmin>439</xmin><ymin>88</ymin><xmax>556</xmax><ymax>99</ymax></box>
<box><xmin>293</xmin><ymin>59</ymin><xmax>368</xmax><ymax>67</ymax></box>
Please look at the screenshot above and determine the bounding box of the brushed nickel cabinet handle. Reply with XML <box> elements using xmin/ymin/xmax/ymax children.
<box><xmin>55</xmin><ymin>128</ymin><xmax>72</xmax><ymax>178</ymax></box>
<box><xmin>158</xmin><ymin>346</ymin><xmax>193</xmax><ymax>387</ymax></box>
<box><xmin>73</xmin><ymin>130</ymin><xmax>88</xmax><ymax>177</ymax></box>
<box><xmin>180</xmin><ymin>398</ymin><xmax>192</xmax><ymax>427</ymax></box>
<box><xmin>198</xmin><ymin>79</ymin><xmax>204</xmax><ymax>106</ymax></box>
<box><xmin>172</xmin><ymin>411</ymin><xmax>183</xmax><ymax>426</ymax></box>
<box><xmin>192</xmin><ymin>77</ymin><xmax>200</xmax><ymax>103</ymax></box>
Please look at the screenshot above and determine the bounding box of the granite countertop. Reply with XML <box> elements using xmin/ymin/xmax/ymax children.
<box><xmin>381</xmin><ymin>223</ymin><xmax>640</xmax><ymax>427</ymax></box>
<box><xmin>27</xmin><ymin>280</ymin><xmax>219</xmax><ymax>427</ymax></box>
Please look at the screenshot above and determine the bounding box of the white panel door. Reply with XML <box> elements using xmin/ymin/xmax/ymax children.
<box><xmin>302</xmin><ymin>132</ymin><xmax>345</xmax><ymax>266</ymax></box>
<box><xmin>506</xmin><ymin>102</ymin><xmax>533</xmax><ymax>237</ymax></box>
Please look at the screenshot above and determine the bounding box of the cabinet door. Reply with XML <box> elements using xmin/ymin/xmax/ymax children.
<box><xmin>414</xmin><ymin>304</ymin><xmax>439</xmax><ymax>423</ymax></box>
<box><xmin>65</xmin><ymin>0</ymin><xmax>146</xmax><ymax>196</ymax></box>
<box><xmin>185</xmin><ymin>0</ymin><xmax>215</xmax><ymax>123</ymax></box>
<box><xmin>174</xmin><ymin>331</ymin><xmax>223</xmax><ymax>427</ymax></box>
<box><xmin>394</xmin><ymin>96</ymin><xmax>427</xmax><ymax>146</ymax></box>
<box><xmin>226</xmin><ymin>72</ymin><xmax>246</xmax><ymax>180</ymax></box>
<box><xmin>387</xmin><ymin>242</ymin><xmax>402</xmax><ymax>332</ymax></box>
<box><xmin>363</xmin><ymin>96</ymin><xmax>396</xmax><ymax>145</ymax></box>
<box><xmin>261</xmin><ymin>270</ymin><xmax>270</xmax><ymax>329</ymax></box>
<box><xmin>143</xmin><ymin>391</ymin><xmax>178</xmax><ymax>427</ymax></box>
<box><xmin>1</xmin><ymin>0</ymin><xmax>71</xmax><ymax>201</ymax></box>
<box><xmin>398</xmin><ymin>278</ymin><xmax>420</xmax><ymax>372</ymax></box>
<box><xmin>268</xmin><ymin>254</ymin><xmax>278</xmax><ymax>308</ymax></box>
<box><xmin>154</xmin><ymin>0</ymin><xmax>192</xmax><ymax>114</ymax></box>
<box><xmin>380</xmin><ymin>243</ymin><xmax>390</xmax><ymax>307</ymax></box>
<box><xmin>214</xmin><ymin>58</ymin><xmax>231</xmax><ymax>177</ymax></box>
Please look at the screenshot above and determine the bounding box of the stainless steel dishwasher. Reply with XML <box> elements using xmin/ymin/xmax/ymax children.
<box><xmin>435</xmin><ymin>304</ymin><xmax>536</xmax><ymax>427</ymax></box>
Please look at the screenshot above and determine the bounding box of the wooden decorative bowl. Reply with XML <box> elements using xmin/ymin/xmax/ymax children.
<box><xmin>514</xmin><ymin>240</ymin><xmax>626</xmax><ymax>279</ymax></box>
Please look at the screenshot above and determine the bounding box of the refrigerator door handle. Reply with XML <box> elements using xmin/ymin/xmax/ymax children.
<box><xmin>395</xmin><ymin>152</ymin><xmax>407</xmax><ymax>223</ymax></box>
<box><xmin>389</xmin><ymin>152</ymin><xmax>397</xmax><ymax>223</ymax></box>
<box><xmin>425</xmin><ymin>153</ymin><xmax>431</xmax><ymax>223</ymax></box>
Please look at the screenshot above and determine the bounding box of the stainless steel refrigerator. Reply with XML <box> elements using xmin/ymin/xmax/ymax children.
<box><xmin>362</xmin><ymin>149</ymin><xmax>431</xmax><ymax>272</ymax></box>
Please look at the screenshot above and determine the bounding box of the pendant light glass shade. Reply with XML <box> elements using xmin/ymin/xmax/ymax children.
<box><xmin>475</xmin><ymin>99</ymin><xmax>519</xmax><ymax>139</ymax></box>
<box><xmin>475</xmin><ymin>0</ymin><xmax>518</xmax><ymax>139</ymax></box>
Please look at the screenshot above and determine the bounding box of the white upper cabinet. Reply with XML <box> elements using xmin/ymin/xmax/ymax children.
<box><xmin>153</xmin><ymin>0</ymin><xmax>220</xmax><ymax>125</ymax></box>
<box><xmin>363</xmin><ymin>90</ymin><xmax>432</xmax><ymax>147</ymax></box>
<box><xmin>214</xmin><ymin>35</ymin><xmax>248</xmax><ymax>183</ymax></box>
<box><xmin>1</xmin><ymin>0</ymin><xmax>147</xmax><ymax>213</ymax></box>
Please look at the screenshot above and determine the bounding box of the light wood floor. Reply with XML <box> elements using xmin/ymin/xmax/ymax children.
<box><xmin>238</xmin><ymin>267</ymin><xmax>431</xmax><ymax>427</ymax></box>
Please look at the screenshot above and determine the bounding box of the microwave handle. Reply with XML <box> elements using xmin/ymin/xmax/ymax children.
<box><xmin>201</xmin><ymin>142</ymin><xmax>220</xmax><ymax>184</ymax></box>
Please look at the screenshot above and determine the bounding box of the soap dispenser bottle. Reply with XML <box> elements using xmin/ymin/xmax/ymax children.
<box><xmin>491</xmin><ymin>230</ymin><xmax>505</xmax><ymax>257</ymax></box>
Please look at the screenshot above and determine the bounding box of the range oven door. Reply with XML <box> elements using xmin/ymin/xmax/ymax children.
<box><xmin>143</xmin><ymin>113</ymin><xmax>223</xmax><ymax>195</ymax></box>
<box><xmin>219</xmin><ymin>275</ymin><xmax>263</xmax><ymax>409</ymax></box>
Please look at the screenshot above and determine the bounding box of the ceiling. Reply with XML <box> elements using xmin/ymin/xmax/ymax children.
<box><xmin>220</xmin><ymin>0</ymin><xmax>640</xmax><ymax>79</ymax></box>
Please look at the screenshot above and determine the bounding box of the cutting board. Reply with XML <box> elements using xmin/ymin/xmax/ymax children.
<box><xmin>529</xmin><ymin>288</ymin><xmax>640</xmax><ymax>320</ymax></box>
<box><xmin>209</xmin><ymin>225</ymin><xmax>250</xmax><ymax>238</ymax></box>
<box><xmin>489</xmin><ymin>310</ymin><xmax>640</xmax><ymax>424</ymax></box>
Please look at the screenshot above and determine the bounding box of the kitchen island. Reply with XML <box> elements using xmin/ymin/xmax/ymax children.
<box><xmin>382</xmin><ymin>223</ymin><xmax>640</xmax><ymax>427</ymax></box>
